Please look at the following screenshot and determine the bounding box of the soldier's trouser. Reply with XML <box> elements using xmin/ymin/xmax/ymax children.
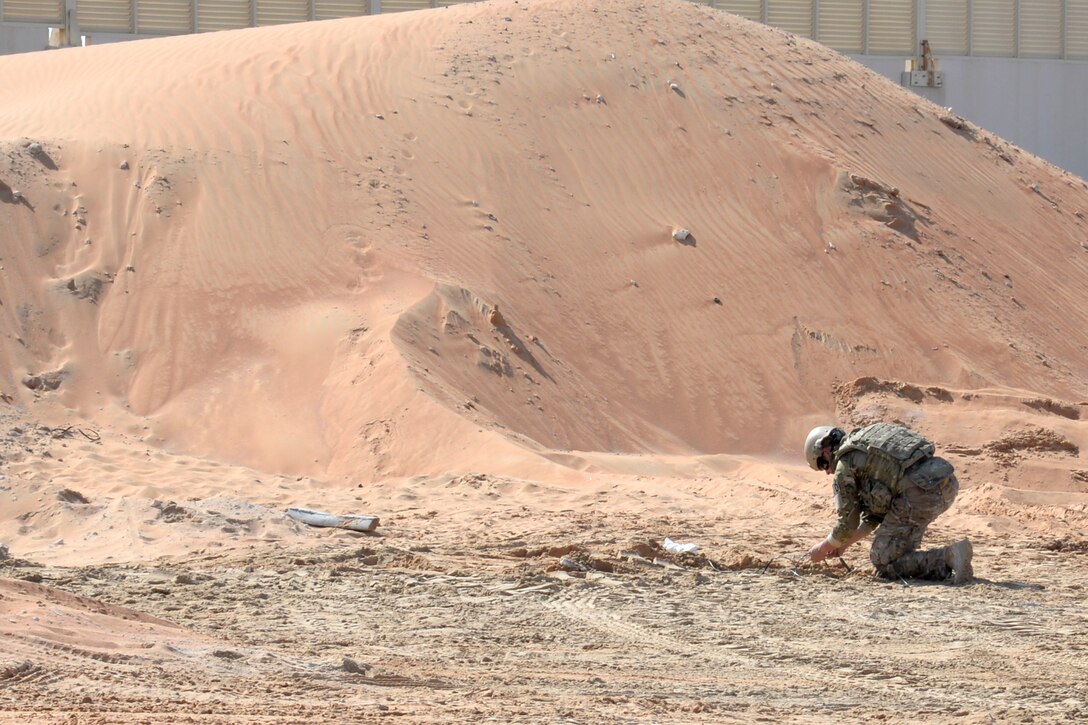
<box><xmin>870</xmin><ymin>457</ymin><xmax>959</xmax><ymax>580</ymax></box>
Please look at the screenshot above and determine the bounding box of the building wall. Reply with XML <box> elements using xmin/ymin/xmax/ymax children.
<box><xmin>1</xmin><ymin>22</ymin><xmax>54</xmax><ymax>54</ymax></box>
<box><xmin>1</xmin><ymin>23</ymin><xmax>151</xmax><ymax>50</ymax></box>
<box><xmin>854</xmin><ymin>54</ymin><xmax>1088</xmax><ymax>179</ymax></box>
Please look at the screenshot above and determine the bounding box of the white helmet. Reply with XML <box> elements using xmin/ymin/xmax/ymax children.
<box><xmin>804</xmin><ymin>425</ymin><xmax>841</xmax><ymax>471</ymax></box>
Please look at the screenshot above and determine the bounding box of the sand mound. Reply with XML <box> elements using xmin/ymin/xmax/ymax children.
<box><xmin>0</xmin><ymin>0</ymin><xmax>1085</xmax><ymax>480</ymax></box>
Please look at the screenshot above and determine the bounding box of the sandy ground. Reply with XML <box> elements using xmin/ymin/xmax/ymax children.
<box><xmin>2</xmin><ymin>410</ymin><xmax>1088</xmax><ymax>723</ymax></box>
<box><xmin>3</xmin><ymin>492</ymin><xmax>1088</xmax><ymax>724</ymax></box>
<box><xmin>3</xmin><ymin>0</ymin><xmax>1088</xmax><ymax>721</ymax></box>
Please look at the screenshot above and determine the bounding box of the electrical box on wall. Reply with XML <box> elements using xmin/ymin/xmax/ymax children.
<box><xmin>902</xmin><ymin>70</ymin><xmax>944</xmax><ymax>88</ymax></box>
<box><xmin>903</xmin><ymin>40</ymin><xmax>943</xmax><ymax>88</ymax></box>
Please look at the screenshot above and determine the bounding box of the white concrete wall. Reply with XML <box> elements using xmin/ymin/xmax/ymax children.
<box><xmin>1</xmin><ymin>22</ymin><xmax>153</xmax><ymax>54</ymax></box>
<box><xmin>854</xmin><ymin>54</ymin><xmax>1088</xmax><ymax>181</ymax></box>
<box><xmin>0</xmin><ymin>23</ymin><xmax>53</xmax><ymax>54</ymax></box>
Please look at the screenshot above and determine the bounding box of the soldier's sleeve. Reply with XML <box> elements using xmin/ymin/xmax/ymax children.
<box><xmin>829</xmin><ymin>456</ymin><xmax>861</xmax><ymax>546</ymax></box>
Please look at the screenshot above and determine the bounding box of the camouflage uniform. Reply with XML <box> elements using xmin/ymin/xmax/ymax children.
<box><xmin>829</xmin><ymin>423</ymin><xmax>960</xmax><ymax>580</ymax></box>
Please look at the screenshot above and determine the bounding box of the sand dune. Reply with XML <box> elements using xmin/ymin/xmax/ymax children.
<box><xmin>2</xmin><ymin>0</ymin><xmax>1086</xmax><ymax>478</ymax></box>
<box><xmin>1</xmin><ymin>0</ymin><xmax>1088</xmax><ymax>721</ymax></box>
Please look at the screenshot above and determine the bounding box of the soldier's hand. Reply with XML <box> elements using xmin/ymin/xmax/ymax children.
<box><xmin>808</xmin><ymin>539</ymin><xmax>838</xmax><ymax>563</ymax></box>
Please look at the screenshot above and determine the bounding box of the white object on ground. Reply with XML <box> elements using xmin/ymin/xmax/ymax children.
<box><xmin>286</xmin><ymin>507</ymin><xmax>379</xmax><ymax>532</ymax></box>
<box><xmin>663</xmin><ymin>537</ymin><xmax>700</xmax><ymax>555</ymax></box>
<box><xmin>559</xmin><ymin>556</ymin><xmax>590</xmax><ymax>572</ymax></box>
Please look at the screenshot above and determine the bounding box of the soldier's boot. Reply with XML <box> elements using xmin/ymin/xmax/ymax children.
<box><xmin>946</xmin><ymin>538</ymin><xmax>973</xmax><ymax>584</ymax></box>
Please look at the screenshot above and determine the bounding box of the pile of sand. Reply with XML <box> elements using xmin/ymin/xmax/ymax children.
<box><xmin>0</xmin><ymin>0</ymin><xmax>1084</xmax><ymax>625</ymax></box>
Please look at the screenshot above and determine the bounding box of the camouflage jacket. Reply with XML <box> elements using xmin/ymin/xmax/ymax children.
<box><xmin>828</xmin><ymin>423</ymin><xmax>934</xmax><ymax>545</ymax></box>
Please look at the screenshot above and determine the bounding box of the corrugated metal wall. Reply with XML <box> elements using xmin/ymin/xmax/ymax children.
<box><xmin>717</xmin><ymin>0</ymin><xmax>762</xmax><ymax>20</ymax></box>
<box><xmin>1070</xmin><ymin>0</ymin><xmax>1088</xmax><ymax>58</ymax></box>
<box><xmin>972</xmin><ymin>0</ymin><xmax>1017</xmax><ymax>56</ymax></box>
<box><xmin>2</xmin><ymin>0</ymin><xmax>65</xmax><ymax>23</ymax></box>
<box><xmin>78</xmin><ymin>0</ymin><xmax>132</xmax><ymax>32</ymax></box>
<box><xmin>868</xmin><ymin>0</ymin><xmax>914</xmax><ymax>55</ymax></box>
<box><xmin>380</xmin><ymin>0</ymin><xmax>430</xmax><ymax>12</ymax></box>
<box><xmin>817</xmin><ymin>0</ymin><xmax>864</xmax><ymax>52</ymax></box>
<box><xmin>314</xmin><ymin>0</ymin><xmax>366</xmax><ymax>21</ymax></box>
<box><xmin>925</xmin><ymin>0</ymin><xmax>969</xmax><ymax>55</ymax></box>
<box><xmin>196</xmin><ymin>0</ymin><xmax>250</xmax><ymax>31</ymax></box>
<box><xmin>1020</xmin><ymin>0</ymin><xmax>1063</xmax><ymax>57</ymax></box>
<box><xmin>767</xmin><ymin>0</ymin><xmax>813</xmax><ymax>37</ymax></box>
<box><xmin>0</xmin><ymin>0</ymin><xmax>1086</xmax><ymax>59</ymax></box>
<box><xmin>138</xmin><ymin>0</ymin><xmax>194</xmax><ymax>34</ymax></box>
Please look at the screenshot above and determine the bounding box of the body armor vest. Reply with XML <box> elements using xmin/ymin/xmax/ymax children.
<box><xmin>833</xmin><ymin>422</ymin><xmax>935</xmax><ymax>489</ymax></box>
